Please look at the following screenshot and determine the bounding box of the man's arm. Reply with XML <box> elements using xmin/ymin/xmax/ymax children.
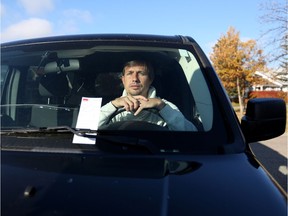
<box><xmin>98</xmin><ymin>102</ymin><xmax>118</xmax><ymax>127</ymax></box>
<box><xmin>99</xmin><ymin>95</ymin><xmax>149</xmax><ymax>127</ymax></box>
<box><xmin>135</xmin><ymin>97</ymin><xmax>197</xmax><ymax>131</ymax></box>
<box><xmin>159</xmin><ymin>100</ymin><xmax>198</xmax><ymax>131</ymax></box>
<box><xmin>99</xmin><ymin>97</ymin><xmax>198</xmax><ymax>131</ymax></box>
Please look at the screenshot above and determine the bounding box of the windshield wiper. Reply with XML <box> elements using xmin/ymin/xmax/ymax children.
<box><xmin>69</xmin><ymin>126</ymin><xmax>160</xmax><ymax>154</ymax></box>
<box><xmin>1</xmin><ymin>126</ymin><xmax>94</xmax><ymax>134</ymax></box>
<box><xmin>1</xmin><ymin>126</ymin><xmax>159</xmax><ymax>154</ymax></box>
<box><xmin>0</xmin><ymin>126</ymin><xmax>85</xmax><ymax>135</ymax></box>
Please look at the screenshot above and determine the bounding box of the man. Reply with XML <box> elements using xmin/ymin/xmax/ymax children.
<box><xmin>98</xmin><ymin>60</ymin><xmax>197</xmax><ymax>131</ymax></box>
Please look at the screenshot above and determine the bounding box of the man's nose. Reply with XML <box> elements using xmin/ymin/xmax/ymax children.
<box><xmin>132</xmin><ymin>73</ymin><xmax>139</xmax><ymax>81</ymax></box>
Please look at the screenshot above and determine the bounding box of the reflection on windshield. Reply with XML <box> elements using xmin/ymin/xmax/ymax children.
<box><xmin>1</xmin><ymin>46</ymin><xmax>214</xmax><ymax>132</ymax></box>
<box><xmin>1</xmin><ymin>104</ymin><xmax>79</xmax><ymax>129</ymax></box>
<box><xmin>1</xmin><ymin>65</ymin><xmax>9</xmax><ymax>93</ymax></box>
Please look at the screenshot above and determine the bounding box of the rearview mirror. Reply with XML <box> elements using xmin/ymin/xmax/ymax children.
<box><xmin>44</xmin><ymin>59</ymin><xmax>80</xmax><ymax>73</ymax></box>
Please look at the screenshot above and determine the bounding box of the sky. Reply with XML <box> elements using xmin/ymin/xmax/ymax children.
<box><xmin>0</xmin><ymin>0</ymin><xmax>275</xmax><ymax>57</ymax></box>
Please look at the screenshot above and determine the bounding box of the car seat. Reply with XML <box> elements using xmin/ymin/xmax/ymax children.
<box><xmin>30</xmin><ymin>72</ymin><xmax>78</xmax><ymax>127</ymax></box>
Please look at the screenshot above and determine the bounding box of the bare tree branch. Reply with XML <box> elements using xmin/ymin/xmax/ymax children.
<box><xmin>258</xmin><ymin>0</ymin><xmax>288</xmax><ymax>68</ymax></box>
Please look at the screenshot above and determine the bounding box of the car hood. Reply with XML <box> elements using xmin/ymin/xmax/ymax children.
<box><xmin>1</xmin><ymin>150</ymin><xmax>286</xmax><ymax>216</ymax></box>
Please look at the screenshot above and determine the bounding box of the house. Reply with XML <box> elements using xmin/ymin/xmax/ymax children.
<box><xmin>252</xmin><ymin>70</ymin><xmax>288</xmax><ymax>92</ymax></box>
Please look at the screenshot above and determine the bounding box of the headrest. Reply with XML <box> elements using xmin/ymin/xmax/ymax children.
<box><xmin>39</xmin><ymin>73</ymin><xmax>69</xmax><ymax>97</ymax></box>
<box><xmin>44</xmin><ymin>59</ymin><xmax>80</xmax><ymax>73</ymax></box>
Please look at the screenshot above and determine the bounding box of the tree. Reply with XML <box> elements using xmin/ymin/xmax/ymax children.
<box><xmin>259</xmin><ymin>0</ymin><xmax>288</xmax><ymax>70</ymax></box>
<box><xmin>210</xmin><ymin>27</ymin><xmax>266</xmax><ymax>116</ymax></box>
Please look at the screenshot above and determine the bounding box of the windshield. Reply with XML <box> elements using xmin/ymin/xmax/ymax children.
<box><xmin>1</xmin><ymin>39</ymin><xmax>231</xmax><ymax>154</ymax></box>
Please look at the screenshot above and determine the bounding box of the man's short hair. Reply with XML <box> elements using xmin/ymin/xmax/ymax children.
<box><xmin>122</xmin><ymin>60</ymin><xmax>154</xmax><ymax>80</ymax></box>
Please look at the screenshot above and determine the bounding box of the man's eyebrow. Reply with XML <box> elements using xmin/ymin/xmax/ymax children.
<box><xmin>125</xmin><ymin>69</ymin><xmax>146</xmax><ymax>73</ymax></box>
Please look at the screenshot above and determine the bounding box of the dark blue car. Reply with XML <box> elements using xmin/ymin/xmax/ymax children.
<box><xmin>1</xmin><ymin>34</ymin><xmax>286</xmax><ymax>216</ymax></box>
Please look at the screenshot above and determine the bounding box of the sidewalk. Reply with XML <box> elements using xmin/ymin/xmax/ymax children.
<box><xmin>250</xmin><ymin>133</ymin><xmax>287</xmax><ymax>192</ymax></box>
<box><xmin>259</xmin><ymin>133</ymin><xmax>287</xmax><ymax>159</ymax></box>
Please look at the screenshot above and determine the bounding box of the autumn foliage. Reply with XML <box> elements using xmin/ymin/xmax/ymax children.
<box><xmin>210</xmin><ymin>27</ymin><xmax>266</xmax><ymax>115</ymax></box>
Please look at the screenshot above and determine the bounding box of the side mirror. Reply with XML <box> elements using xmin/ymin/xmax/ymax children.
<box><xmin>241</xmin><ymin>98</ymin><xmax>286</xmax><ymax>143</ymax></box>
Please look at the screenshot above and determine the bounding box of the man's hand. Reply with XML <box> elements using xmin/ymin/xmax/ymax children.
<box><xmin>134</xmin><ymin>98</ymin><xmax>166</xmax><ymax>115</ymax></box>
<box><xmin>111</xmin><ymin>96</ymin><xmax>165</xmax><ymax>115</ymax></box>
<box><xmin>111</xmin><ymin>95</ymin><xmax>147</xmax><ymax>112</ymax></box>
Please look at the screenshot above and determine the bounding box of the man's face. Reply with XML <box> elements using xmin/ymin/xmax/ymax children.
<box><xmin>122</xmin><ymin>65</ymin><xmax>153</xmax><ymax>97</ymax></box>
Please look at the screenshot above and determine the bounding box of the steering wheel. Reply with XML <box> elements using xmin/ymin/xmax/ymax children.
<box><xmin>100</xmin><ymin>108</ymin><xmax>168</xmax><ymax>131</ymax></box>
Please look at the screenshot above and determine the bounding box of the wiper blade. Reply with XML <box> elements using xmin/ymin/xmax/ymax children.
<box><xmin>38</xmin><ymin>126</ymin><xmax>97</xmax><ymax>136</ymax></box>
<box><xmin>1</xmin><ymin>126</ymin><xmax>159</xmax><ymax>154</ymax></box>
<box><xmin>46</xmin><ymin>126</ymin><xmax>160</xmax><ymax>154</ymax></box>
<box><xmin>94</xmin><ymin>136</ymin><xmax>159</xmax><ymax>154</ymax></box>
<box><xmin>0</xmin><ymin>126</ymin><xmax>91</xmax><ymax>135</ymax></box>
<box><xmin>72</xmin><ymin>127</ymin><xmax>162</xmax><ymax>154</ymax></box>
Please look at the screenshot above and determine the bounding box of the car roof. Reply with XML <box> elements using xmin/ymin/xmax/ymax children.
<box><xmin>1</xmin><ymin>34</ymin><xmax>196</xmax><ymax>47</ymax></box>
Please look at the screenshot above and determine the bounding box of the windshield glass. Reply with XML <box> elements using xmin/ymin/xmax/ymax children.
<box><xmin>1</xmin><ymin>45</ymin><xmax>213</xmax><ymax>131</ymax></box>
<box><xmin>1</xmin><ymin>39</ymin><xmax>232</xmax><ymax>154</ymax></box>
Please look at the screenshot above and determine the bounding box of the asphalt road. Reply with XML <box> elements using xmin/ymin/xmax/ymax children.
<box><xmin>249</xmin><ymin>133</ymin><xmax>287</xmax><ymax>193</ymax></box>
